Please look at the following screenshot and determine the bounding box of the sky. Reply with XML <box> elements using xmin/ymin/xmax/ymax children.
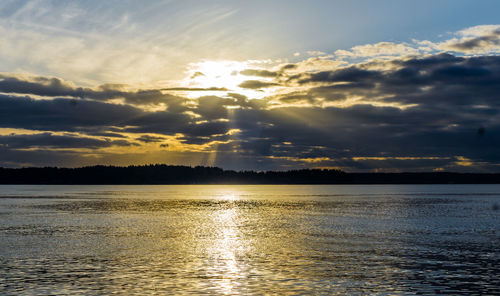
<box><xmin>1</xmin><ymin>0</ymin><xmax>500</xmax><ymax>172</ymax></box>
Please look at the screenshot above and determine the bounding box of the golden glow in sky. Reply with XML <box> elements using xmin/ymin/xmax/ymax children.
<box><xmin>178</xmin><ymin>60</ymin><xmax>279</xmax><ymax>100</ymax></box>
<box><xmin>1</xmin><ymin>1</ymin><xmax>500</xmax><ymax>172</ymax></box>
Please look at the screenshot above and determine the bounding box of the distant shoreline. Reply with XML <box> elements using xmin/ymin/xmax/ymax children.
<box><xmin>1</xmin><ymin>165</ymin><xmax>499</xmax><ymax>185</ymax></box>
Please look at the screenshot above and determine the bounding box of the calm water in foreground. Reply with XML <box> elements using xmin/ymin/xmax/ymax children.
<box><xmin>0</xmin><ymin>185</ymin><xmax>499</xmax><ymax>295</ymax></box>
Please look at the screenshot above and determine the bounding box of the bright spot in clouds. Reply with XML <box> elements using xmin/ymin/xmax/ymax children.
<box><xmin>181</xmin><ymin>60</ymin><xmax>279</xmax><ymax>99</ymax></box>
<box><xmin>188</xmin><ymin>60</ymin><xmax>248</xmax><ymax>89</ymax></box>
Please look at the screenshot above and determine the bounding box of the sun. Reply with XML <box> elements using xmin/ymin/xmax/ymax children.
<box><xmin>179</xmin><ymin>60</ymin><xmax>279</xmax><ymax>100</ymax></box>
<box><xmin>190</xmin><ymin>60</ymin><xmax>247</xmax><ymax>89</ymax></box>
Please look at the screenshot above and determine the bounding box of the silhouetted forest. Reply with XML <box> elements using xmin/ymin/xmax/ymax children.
<box><xmin>0</xmin><ymin>165</ymin><xmax>499</xmax><ymax>184</ymax></box>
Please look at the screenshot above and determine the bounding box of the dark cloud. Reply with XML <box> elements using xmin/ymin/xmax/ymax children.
<box><xmin>122</xmin><ymin>110</ymin><xmax>194</xmax><ymax>135</ymax></box>
<box><xmin>190</xmin><ymin>72</ymin><xmax>205</xmax><ymax>79</ymax></box>
<box><xmin>280</xmin><ymin>64</ymin><xmax>297</xmax><ymax>70</ymax></box>
<box><xmin>0</xmin><ymin>75</ymin><xmax>85</xmax><ymax>97</ymax></box>
<box><xmin>0</xmin><ymin>94</ymin><xmax>144</xmax><ymax>132</ymax></box>
<box><xmin>296</xmin><ymin>67</ymin><xmax>381</xmax><ymax>84</ymax></box>
<box><xmin>87</xmin><ymin>131</ymin><xmax>128</xmax><ymax>138</ymax></box>
<box><xmin>161</xmin><ymin>87</ymin><xmax>229</xmax><ymax>91</ymax></box>
<box><xmin>230</xmin><ymin>70</ymin><xmax>500</xmax><ymax>168</ymax></box>
<box><xmin>194</xmin><ymin>96</ymin><xmax>233</xmax><ymax>120</ymax></box>
<box><xmin>240</xmin><ymin>69</ymin><xmax>278</xmax><ymax>77</ymax></box>
<box><xmin>0</xmin><ymin>74</ymin><xmax>190</xmax><ymax>107</ymax></box>
<box><xmin>281</xmin><ymin>53</ymin><xmax>500</xmax><ymax>111</ymax></box>
<box><xmin>0</xmin><ymin>133</ymin><xmax>136</xmax><ymax>149</ymax></box>
<box><xmin>136</xmin><ymin>135</ymin><xmax>166</xmax><ymax>143</ymax></box>
<box><xmin>229</xmin><ymin>105</ymin><xmax>497</xmax><ymax>171</ymax></box>
<box><xmin>238</xmin><ymin>80</ymin><xmax>279</xmax><ymax>89</ymax></box>
<box><xmin>180</xmin><ymin>121</ymin><xmax>229</xmax><ymax>138</ymax></box>
<box><xmin>0</xmin><ymin>92</ymin><xmax>239</xmax><ymax>150</ymax></box>
<box><xmin>446</xmin><ymin>29</ymin><xmax>500</xmax><ymax>52</ymax></box>
<box><xmin>2</xmin><ymin>53</ymin><xmax>500</xmax><ymax>171</ymax></box>
<box><xmin>477</xmin><ymin>126</ymin><xmax>486</xmax><ymax>137</ymax></box>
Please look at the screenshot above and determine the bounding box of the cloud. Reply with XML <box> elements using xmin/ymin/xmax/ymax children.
<box><xmin>161</xmin><ymin>87</ymin><xmax>229</xmax><ymax>92</ymax></box>
<box><xmin>440</xmin><ymin>31</ymin><xmax>500</xmax><ymax>54</ymax></box>
<box><xmin>2</xmin><ymin>51</ymin><xmax>500</xmax><ymax>171</ymax></box>
<box><xmin>335</xmin><ymin>42</ymin><xmax>419</xmax><ymax>58</ymax></box>
<box><xmin>0</xmin><ymin>94</ymin><xmax>145</xmax><ymax>132</ymax></box>
<box><xmin>296</xmin><ymin>67</ymin><xmax>381</xmax><ymax>84</ymax></box>
<box><xmin>0</xmin><ymin>133</ymin><xmax>136</xmax><ymax>149</ymax></box>
<box><xmin>280</xmin><ymin>64</ymin><xmax>297</xmax><ymax>70</ymax></box>
<box><xmin>190</xmin><ymin>72</ymin><xmax>205</xmax><ymax>79</ymax></box>
<box><xmin>0</xmin><ymin>74</ymin><xmax>84</xmax><ymax>97</ymax></box>
<box><xmin>2</xmin><ymin>24</ymin><xmax>500</xmax><ymax>171</ymax></box>
<box><xmin>135</xmin><ymin>135</ymin><xmax>167</xmax><ymax>143</ymax></box>
<box><xmin>238</xmin><ymin>80</ymin><xmax>279</xmax><ymax>89</ymax></box>
<box><xmin>307</xmin><ymin>51</ymin><xmax>327</xmax><ymax>56</ymax></box>
<box><xmin>430</xmin><ymin>25</ymin><xmax>500</xmax><ymax>54</ymax></box>
<box><xmin>194</xmin><ymin>96</ymin><xmax>233</xmax><ymax>120</ymax></box>
<box><xmin>3</xmin><ymin>51</ymin><xmax>500</xmax><ymax>171</ymax></box>
<box><xmin>240</xmin><ymin>69</ymin><xmax>278</xmax><ymax>77</ymax></box>
<box><xmin>331</xmin><ymin>25</ymin><xmax>500</xmax><ymax>59</ymax></box>
<box><xmin>0</xmin><ymin>74</ymin><xmax>196</xmax><ymax>112</ymax></box>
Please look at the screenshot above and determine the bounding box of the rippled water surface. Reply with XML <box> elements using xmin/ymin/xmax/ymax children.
<box><xmin>0</xmin><ymin>185</ymin><xmax>499</xmax><ymax>295</ymax></box>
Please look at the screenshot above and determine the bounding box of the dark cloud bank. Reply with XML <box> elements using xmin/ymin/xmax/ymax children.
<box><xmin>1</xmin><ymin>53</ymin><xmax>500</xmax><ymax>172</ymax></box>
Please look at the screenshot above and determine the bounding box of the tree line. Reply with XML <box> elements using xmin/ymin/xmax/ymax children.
<box><xmin>0</xmin><ymin>164</ymin><xmax>499</xmax><ymax>184</ymax></box>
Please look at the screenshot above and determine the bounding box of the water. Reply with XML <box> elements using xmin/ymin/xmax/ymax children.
<box><xmin>0</xmin><ymin>185</ymin><xmax>499</xmax><ymax>295</ymax></box>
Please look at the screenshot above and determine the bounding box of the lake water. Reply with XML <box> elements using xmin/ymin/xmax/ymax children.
<box><xmin>0</xmin><ymin>185</ymin><xmax>499</xmax><ymax>295</ymax></box>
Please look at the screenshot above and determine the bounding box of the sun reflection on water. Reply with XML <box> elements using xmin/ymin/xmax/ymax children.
<box><xmin>218</xmin><ymin>189</ymin><xmax>241</xmax><ymax>201</ymax></box>
<box><xmin>211</xmin><ymin>206</ymin><xmax>240</xmax><ymax>294</ymax></box>
<box><xmin>207</xmin><ymin>189</ymin><xmax>248</xmax><ymax>294</ymax></box>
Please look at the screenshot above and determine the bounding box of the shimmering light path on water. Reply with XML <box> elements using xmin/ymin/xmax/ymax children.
<box><xmin>0</xmin><ymin>185</ymin><xmax>499</xmax><ymax>295</ymax></box>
